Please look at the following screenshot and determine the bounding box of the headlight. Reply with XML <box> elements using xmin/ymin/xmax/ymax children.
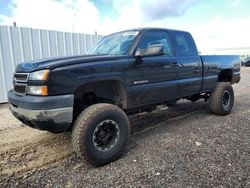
<box><xmin>29</xmin><ymin>70</ymin><xmax>49</xmax><ymax>81</ymax></box>
<box><xmin>27</xmin><ymin>86</ymin><xmax>48</xmax><ymax>96</ymax></box>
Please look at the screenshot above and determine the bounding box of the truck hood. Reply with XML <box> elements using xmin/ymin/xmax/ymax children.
<box><xmin>15</xmin><ymin>54</ymin><xmax>126</xmax><ymax>72</ymax></box>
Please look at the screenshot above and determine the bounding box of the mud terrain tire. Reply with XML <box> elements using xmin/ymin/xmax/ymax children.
<box><xmin>209</xmin><ymin>82</ymin><xmax>234</xmax><ymax>115</ymax></box>
<box><xmin>72</xmin><ymin>103</ymin><xmax>130</xmax><ymax>166</ymax></box>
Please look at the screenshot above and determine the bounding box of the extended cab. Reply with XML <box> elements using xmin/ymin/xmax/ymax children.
<box><xmin>8</xmin><ymin>28</ymin><xmax>241</xmax><ymax>166</ymax></box>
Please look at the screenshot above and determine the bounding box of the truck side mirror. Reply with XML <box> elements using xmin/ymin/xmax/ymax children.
<box><xmin>134</xmin><ymin>49</ymin><xmax>144</xmax><ymax>64</ymax></box>
<box><xmin>134</xmin><ymin>44</ymin><xmax>164</xmax><ymax>64</ymax></box>
<box><xmin>144</xmin><ymin>44</ymin><xmax>164</xmax><ymax>56</ymax></box>
<box><xmin>135</xmin><ymin>44</ymin><xmax>164</xmax><ymax>58</ymax></box>
<box><xmin>135</xmin><ymin>49</ymin><xmax>143</xmax><ymax>57</ymax></box>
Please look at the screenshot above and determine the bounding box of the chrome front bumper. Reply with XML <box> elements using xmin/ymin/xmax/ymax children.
<box><xmin>8</xmin><ymin>91</ymin><xmax>74</xmax><ymax>132</ymax></box>
<box><xmin>10</xmin><ymin>104</ymin><xmax>73</xmax><ymax>124</ymax></box>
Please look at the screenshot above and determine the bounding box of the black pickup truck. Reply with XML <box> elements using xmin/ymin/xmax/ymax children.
<box><xmin>8</xmin><ymin>28</ymin><xmax>241</xmax><ymax>166</ymax></box>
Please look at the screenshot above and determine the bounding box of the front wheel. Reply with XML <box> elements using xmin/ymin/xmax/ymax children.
<box><xmin>72</xmin><ymin>103</ymin><xmax>130</xmax><ymax>166</ymax></box>
<box><xmin>209</xmin><ymin>82</ymin><xmax>234</xmax><ymax>115</ymax></box>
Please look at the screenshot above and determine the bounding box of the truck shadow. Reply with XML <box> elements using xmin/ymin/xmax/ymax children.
<box><xmin>129</xmin><ymin>100</ymin><xmax>209</xmax><ymax>136</ymax></box>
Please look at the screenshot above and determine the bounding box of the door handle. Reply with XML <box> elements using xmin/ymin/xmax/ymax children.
<box><xmin>171</xmin><ymin>61</ymin><xmax>183</xmax><ymax>67</ymax></box>
<box><xmin>164</xmin><ymin>61</ymin><xmax>179</xmax><ymax>68</ymax></box>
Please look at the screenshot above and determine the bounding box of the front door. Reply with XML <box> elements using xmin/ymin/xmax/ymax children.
<box><xmin>129</xmin><ymin>30</ymin><xmax>179</xmax><ymax>106</ymax></box>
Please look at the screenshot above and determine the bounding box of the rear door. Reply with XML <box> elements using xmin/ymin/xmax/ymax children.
<box><xmin>170</xmin><ymin>31</ymin><xmax>203</xmax><ymax>97</ymax></box>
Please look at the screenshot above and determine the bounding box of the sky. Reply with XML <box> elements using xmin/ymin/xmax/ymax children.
<box><xmin>0</xmin><ymin>0</ymin><xmax>250</xmax><ymax>54</ymax></box>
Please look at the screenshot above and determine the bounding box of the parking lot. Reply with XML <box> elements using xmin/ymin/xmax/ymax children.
<box><xmin>0</xmin><ymin>67</ymin><xmax>249</xmax><ymax>187</ymax></box>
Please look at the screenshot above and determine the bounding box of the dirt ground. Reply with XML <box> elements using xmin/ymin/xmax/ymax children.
<box><xmin>0</xmin><ymin>68</ymin><xmax>250</xmax><ymax>187</ymax></box>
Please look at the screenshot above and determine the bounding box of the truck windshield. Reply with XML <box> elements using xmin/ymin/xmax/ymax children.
<box><xmin>88</xmin><ymin>31</ymin><xmax>139</xmax><ymax>55</ymax></box>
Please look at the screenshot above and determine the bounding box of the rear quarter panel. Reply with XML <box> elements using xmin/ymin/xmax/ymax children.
<box><xmin>201</xmin><ymin>55</ymin><xmax>240</xmax><ymax>91</ymax></box>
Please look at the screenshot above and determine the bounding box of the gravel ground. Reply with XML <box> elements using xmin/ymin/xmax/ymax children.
<box><xmin>0</xmin><ymin>68</ymin><xmax>250</xmax><ymax>187</ymax></box>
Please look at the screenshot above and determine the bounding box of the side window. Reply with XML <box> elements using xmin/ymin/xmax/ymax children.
<box><xmin>172</xmin><ymin>32</ymin><xmax>196</xmax><ymax>56</ymax></box>
<box><xmin>137</xmin><ymin>30</ymin><xmax>173</xmax><ymax>56</ymax></box>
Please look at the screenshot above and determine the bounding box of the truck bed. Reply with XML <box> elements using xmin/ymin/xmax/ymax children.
<box><xmin>200</xmin><ymin>55</ymin><xmax>241</xmax><ymax>92</ymax></box>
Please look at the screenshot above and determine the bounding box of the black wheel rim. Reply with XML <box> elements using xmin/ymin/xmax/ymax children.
<box><xmin>222</xmin><ymin>90</ymin><xmax>231</xmax><ymax>109</ymax></box>
<box><xmin>93</xmin><ymin>120</ymin><xmax>120</xmax><ymax>151</ymax></box>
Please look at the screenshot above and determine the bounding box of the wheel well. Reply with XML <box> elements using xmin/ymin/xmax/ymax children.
<box><xmin>218</xmin><ymin>69</ymin><xmax>233</xmax><ymax>82</ymax></box>
<box><xmin>73</xmin><ymin>80</ymin><xmax>127</xmax><ymax>119</ymax></box>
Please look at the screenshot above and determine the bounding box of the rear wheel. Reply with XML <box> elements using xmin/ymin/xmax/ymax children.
<box><xmin>72</xmin><ymin>103</ymin><xmax>130</xmax><ymax>166</ymax></box>
<box><xmin>209</xmin><ymin>82</ymin><xmax>234</xmax><ymax>115</ymax></box>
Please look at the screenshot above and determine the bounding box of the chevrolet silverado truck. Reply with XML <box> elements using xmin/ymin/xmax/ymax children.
<box><xmin>8</xmin><ymin>28</ymin><xmax>241</xmax><ymax>166</ymax></box>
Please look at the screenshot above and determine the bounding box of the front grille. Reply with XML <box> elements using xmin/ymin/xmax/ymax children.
<box><xmin>13</xmin><ymin>73</ymin><xmax>29</xmax><ymax>95</ymax></box>
<box><xmin>14</xmin><ymin>73</ymin><xmax>29</xmax><ymax>82</ymax></box>
<box><xmin>14</xmin><ymin>83</ymin><xmax>27</xmax><ymax>95</ymax></box>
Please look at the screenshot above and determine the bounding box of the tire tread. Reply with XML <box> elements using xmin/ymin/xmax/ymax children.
<box><xmin>71</xmin><ymin>103</ymin><xmax>129</xmax><ymax>165</ymax></box>
<box><xmin>209</xmin><ymin>82</ymin><xmax>234</xmax><ymax>115</ymax></box>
